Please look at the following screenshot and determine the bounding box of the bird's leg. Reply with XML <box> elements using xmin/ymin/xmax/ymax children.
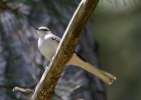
<box><xmin>67</xmin><ymin>53</ymin><xmax>116</xmax><ymax>85</ymax></box>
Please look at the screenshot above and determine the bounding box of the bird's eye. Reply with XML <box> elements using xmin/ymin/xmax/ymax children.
<box><xmin>38</xmin><ymin>26</ymin><xmax>50</xmax><ymax>31</ymax></box>
<box><xmin>41</xmin><ymin>29</ymin><xmax>49</xmax><ymax>31</ymax></box>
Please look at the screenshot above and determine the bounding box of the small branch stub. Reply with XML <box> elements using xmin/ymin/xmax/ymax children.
<box><xmin>32</xmin><ymin>0</ymin><xmax>99</xmax><ymax>100</ymax></box>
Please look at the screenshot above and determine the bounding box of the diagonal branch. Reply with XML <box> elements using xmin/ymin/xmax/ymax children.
<box><xmin>32</xmin><ymin>0</ymin><xmax>99</xmax><ymax>99</ymax></box>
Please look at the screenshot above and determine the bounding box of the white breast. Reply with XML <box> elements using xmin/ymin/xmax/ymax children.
<box><xmin>38</xmin><ymin>34</ymin><xmax>59</xmax><ymax>61</ymax></box>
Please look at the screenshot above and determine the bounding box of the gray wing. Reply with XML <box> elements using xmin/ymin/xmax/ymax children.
<box><xmin>51</xmin><ymin>34</ymin><xmax>61</xmax><ymax>43</ymax></box>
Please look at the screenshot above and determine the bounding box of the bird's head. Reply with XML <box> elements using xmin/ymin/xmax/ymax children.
<box><xmin>36</xmin><ymin>26</ymin><xmax>51</xmax><ymax>37</ymax></box>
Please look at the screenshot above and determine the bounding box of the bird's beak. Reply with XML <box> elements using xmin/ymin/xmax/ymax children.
<box><xmin>31</xmin><ymin>25</ymin><xmax>39</xmax><ymax>31</ymax></box>
<box><xmin>34</xmin><ymin>27</ymin><xmax>39</xmax><ymax>31</ymax></box>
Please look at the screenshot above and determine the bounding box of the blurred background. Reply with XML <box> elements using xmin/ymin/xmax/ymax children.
<box><xmin>0</xmin><ymin>0</ymin><xmax>141</xmax><ymax>100</ymax></box>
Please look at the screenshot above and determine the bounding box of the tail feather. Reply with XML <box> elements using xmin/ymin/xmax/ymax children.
<box><xmin>67</xmin><ymin>53</ymin><xmax>116</xmax><ymax>85</ymax></box>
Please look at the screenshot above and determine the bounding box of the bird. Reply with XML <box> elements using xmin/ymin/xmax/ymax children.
<box><xmin>36</xmin><ymin>26</ymin><xmax>116</xmax><ymax>85</ymax></box>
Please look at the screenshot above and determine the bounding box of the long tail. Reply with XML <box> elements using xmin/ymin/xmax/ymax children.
<box><xmin>67</xmin><ymin>53</ymin><xmax>116</xmax><ymax>85</ymax></box>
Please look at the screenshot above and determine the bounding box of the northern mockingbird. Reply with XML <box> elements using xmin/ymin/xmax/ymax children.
<box><xmin>36</xmin><ymin>26</ymin><xmax>116</xmax><ymax>85</ymax></box>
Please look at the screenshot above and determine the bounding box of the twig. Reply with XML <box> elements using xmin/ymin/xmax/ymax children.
<box><xmin>31</xmin><ymin>0</ymin><xmax>99</xmax><ymax>99</ymax></box>
<box><xmin>13</xmin><ymin>86</ymin><xmax>33</xmax><ymax>95</ymax></box>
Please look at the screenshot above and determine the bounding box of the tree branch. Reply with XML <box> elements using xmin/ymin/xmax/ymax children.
<box><xmin>32</xmin><ymin>0</ymin><xmax>99</xmax><ymax>99</ymax></box>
